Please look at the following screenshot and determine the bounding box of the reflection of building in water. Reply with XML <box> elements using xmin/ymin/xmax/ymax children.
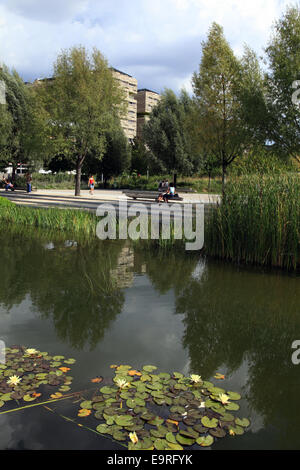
<box><xmin>111</xmin><ymin>246</ymin><xmax>134</xmax><ymax>289</ymax></box>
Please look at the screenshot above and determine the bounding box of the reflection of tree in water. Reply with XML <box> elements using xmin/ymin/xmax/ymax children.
<box><xmin>176</xmin><ymin>261</ymin><xmax>300</xmax><ymax>441</ymax></box>
<box><xmin>133</xmin><ymin>247</ymin><xmax>199</xmax><ymax>295</ymax></box>
<box><xmin>0</xmin><ymin>228</ymin><xmax>126</xmax><ymax>350</ymax></box>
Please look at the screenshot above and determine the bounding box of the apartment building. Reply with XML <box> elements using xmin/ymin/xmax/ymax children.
<box><xmin>136</xmin><ymin>88</ymin><xmax>161</xmax><ymax>140</ymax></box>
<box><xmin>111</xmin><ymin>68</ymin><xmax>138</xmax><ymax>142</ymax></box>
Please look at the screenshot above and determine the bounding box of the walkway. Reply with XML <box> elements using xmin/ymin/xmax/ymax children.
<box><xmin>0</xmin><ymin>189</ymin><xmax>220</xmax><ymax>213</ymax></box>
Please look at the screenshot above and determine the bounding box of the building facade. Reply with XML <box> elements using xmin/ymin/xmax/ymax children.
<box><xmin>136</xmin><ymin>89</ymin><xmax>161</xmax><ymax>140</ymax></box>
<box><xmin>111</xmin><ymin>68</ymin><xmax>138</xmax><ymax>142</ymax></box>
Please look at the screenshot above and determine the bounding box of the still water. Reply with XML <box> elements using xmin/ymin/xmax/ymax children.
<box><xmin>0</xmin><ymin>227</ymin><xmax>299</xmax><ymax>450</ymax></box>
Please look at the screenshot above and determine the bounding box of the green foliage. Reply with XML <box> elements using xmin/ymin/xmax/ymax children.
<box><xmin>35</xmin><ymin>46</ymin><xmax>126</xmax><ymax>195</ymax></box>
<box><xmin>205</xmin><ymin>172</ymin><xmax>300</xmax><ymax>270</ymax></box>
<box><xmin>265</xmin><ymin>5</ymin><xmax>300</xmax><ymax>163</ymax></box>
<box><xmin>192</xmin><ymin>23</ymin><xmax>266</xmax><ymax>191</ymax></box>
<box><xmin>142</xmin><ymin>89</ymin><xmax>195</xmax><ymax>176</ymax></box>
<box><xmin>0</xmin><ymin>65</ymin><xmax>40</xmax><ymax>176</ymax></box>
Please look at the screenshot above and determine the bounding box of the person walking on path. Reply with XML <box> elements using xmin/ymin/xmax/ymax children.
<box><xmin>26</xmin><ymin>173</ymin><xmax>32</xmax><ymax>193</ymax></box>
<box><xmin>88</xmin><ymin>175</ymin><xmax>95</xmax><ymax>195</ymax></box>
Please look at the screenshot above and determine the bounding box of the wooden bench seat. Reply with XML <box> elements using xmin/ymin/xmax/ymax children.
<box><xmin>123</xmin><ymin>190</ymin><xmax>183</xmax><ymax>202</ymax></box>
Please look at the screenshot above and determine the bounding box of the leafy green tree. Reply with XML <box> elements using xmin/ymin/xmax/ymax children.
<box><xmin>36</xmin><ymin>46</ymin><xmax>126</xmax><ymax>195</ymax></box>
<box><xmin>142</xmin><ymin>89</ymin><xmax>194</xmax><ymax>183</ymax></box>
<box><xmin>98</xmin><ymin>124</ymin><xmax>131</xmax><ymax>186</ymax></box>
<box><xmin>265</xmin><ymin>5</ymin><xmax>300</xmax><ymax>163</ymax></box>
<box><xmin>0</xmin><ymin>66</ymin><xmax>38</xmax><ymax>180</ymax></box>
<box><xmin>192</xmin><ymin>23</ymin><xmax>266</xmax><ymax>193</ymax></box>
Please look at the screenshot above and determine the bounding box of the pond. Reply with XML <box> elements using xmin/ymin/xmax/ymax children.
<box><xmin>0</xmin><ymin>226</ymin><xmax>299</xmax><ymax>450</ymax></box>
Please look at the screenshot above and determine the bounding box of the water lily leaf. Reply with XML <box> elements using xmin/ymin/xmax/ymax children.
<box><xmin>154</xmin><ymin>397</ymin><xmax>172</xmax><ymax>406</ymax></box>
<box><xmin>170</xmin><ymin>405</ymin><xmax>186</xmax><ymax>414</ymax></box>
<box><xmin>174</xmin><ymin>384</ymin><xmax>188</xmax><ymax>391</ymax></box>
<box><xmin>140</xmin><ymin>438</ymin><xmax>153</xmax><ymax>449</ymax></box>
<box><xmin>142</xmin><ymin>365</ymin><xmax>157</xmax><ymax>373</ymax></box>
<box><xmin>166</xmin><ymin>432</ymin><xmax>177</xmax><ymax>444</ymax></box>
<box><xmin>179</xmin><ymin>428</ymin><xmax>199</xmax><ymax>439</ymax></box>
<box><xmin>227</xmin><ymin>391</ymin><xmax>241</xmax><ymax>401</ymax></box>
<box><xmin>113</xmin><ymin>431</ymin><xmax>126</xmax><ymax>441</ymax></box>
<box><xmin>59</xmin><ymin>386</ymin><xmax>70</xmax><ymax>392</ymax></box>
<box><xmin>209</xmin><ymin>427</ymin><xmax>227</xmax><ymax>438</ymax></box>
<box><xmin>225</xmin><ymin>402</ymin><xmax>240</xmax><ymax>411</ymax></box>
<box><xmin>196</xmin><ymin>435</ymin><xmax>214</xmax><ymax>447</ymax></box>
<box><xmin>117</xmin><ymin>365</ymin><xmax>132</xmax><ymax>371</ymax></box>
<box><xmin>115</xmin><ymin>415</ymin><xmax>134</xmax><ymax>426</ymax></box>
<box><xmin>235</xmin><ymin>418</ymin><xmax>250</xmax><ymax>428</ymax></box>
<box><xmin>140</xmin><ymin>374</ymin><xmax>152</xmax><ymax>382</ymax></box>
<box><xmin>23</xmin><ymin>394</ymin><xmax>37</xmax><ymax>402</ymax></box>
<box><xmin>96</xmin><ymin>424</ymin><xmax>110</xmax><ymax>434</ymax></box>
<box><xmin>64</xmin><ymin>359</ymin><xmax>76</xmax><ymax>364</ymax></box>
<box><xmin>173</xmin><ymin>372</ymin><xmax>184</xmax><ymax>379</ymax></box>
<box><xmin>103</xmin><ymin>414</ymin><xmax>115</xmax><ymax>425</ymax></box>
<box><xmin>0</xmin><ymin>393</ymin><xmax>12</xmax><ymax>401</ymax></box>
<box><xmin>158</xmin><ymin>373</ymin><xmax>171</xmax><ymax>380</ymax></box>
<box><xmin>210</xmin><ymin>386</ymin><xmax>225</xmax><ymax>395</ymax></box>
<box><xmin>146</xmin><ymin>382</ymin><xmax>163</xmax><ymax>390</ymax></box>
<box><xmin>153</xmin><ymin>439</ymin><xmax>168</xmax><ymax>450</ymax></box>
<box><xmin>100</xmin><ymin>386</ymin><xmax>117</xmax><ymax>395</ymax></box>
<box><xmin>201</xmin><ymin>416</ymin><xmax>218</xmax><ymax>428</ymax></box>
<box><xmin>167</xmin><ymin>442</ymin><xmax>184</xmax><ymax>450</ymax></box>
<box><xmin>229</xmin><ymin>425</ymin><xmax>244</xmax><ymax>435</ymax></box>
<box><xmin>147</xmin><ymin>416</ymin><xmax>164</xmax><ymax>426</ymax></box>
<box><xmin>53</xmin><ymin>356</ymin><xmax>65</xmax><ymax>361</ymax></box>
<box><xmin>126</xmin><ymin>398</ymin><xmax>145</xmax><ymax>408</ymax></box>
<box><xmin>220</xmin><ymin>413</ymin><xmax>235</xmax><ymax>422</ymax></box>
<box><xmin>176</xmin><ymin>434</ymin><xmax>195</xmax><ymax>446</ymax></box>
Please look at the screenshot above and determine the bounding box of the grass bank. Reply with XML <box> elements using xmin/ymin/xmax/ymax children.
<box><xmin>205</xmin><ymin>173</ymin><xmax>300</xmax><ymax>271</ymax></box>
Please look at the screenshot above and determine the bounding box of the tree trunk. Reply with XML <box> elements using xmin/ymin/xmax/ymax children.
<box><xmin>75</xmin><ymin>158</ymin><xmax>82</xmax><ymax>196</ymax></box>
<box><xmin>173</xmin><ymin>171</ymin><xmax>177</xmax><ymax>187</ymax></box>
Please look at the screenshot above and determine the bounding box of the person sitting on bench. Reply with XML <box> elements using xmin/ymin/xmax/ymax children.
<box><xmin>163</xmin><ymin>182</ymin><xmax>176</xmax><ymax>202</ymax></box>
<box><xmin>3</xmin><ymin>178</ymin><xmax>14</xmax><ymax>191</ymax></box>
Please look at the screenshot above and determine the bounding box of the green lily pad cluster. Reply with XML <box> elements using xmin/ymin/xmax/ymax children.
<box><xmin>0</xmin><ymin>346</ymin><xmax>76</xmax><ymax>407</ymax></box>
<box><xmin>79</xmin><ymin>365</ymin><xmax>250</xmax><ymax>450</ymax></box>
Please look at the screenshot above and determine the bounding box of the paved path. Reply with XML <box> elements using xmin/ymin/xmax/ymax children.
<box><xmin>0</xmin><ymin>189</ymin><xmax>220</xmax><ymax>213</ymax></box>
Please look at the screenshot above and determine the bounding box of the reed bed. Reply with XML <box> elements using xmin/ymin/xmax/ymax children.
<box><xmin>0</xmin><ymin>199</ymin><xmax>97</xmax><ymax>237</ymax></box>
<box><xmin>205</xmin><ymin>173</ymin><xmax>300</xmax><ymax>271</ymax></box>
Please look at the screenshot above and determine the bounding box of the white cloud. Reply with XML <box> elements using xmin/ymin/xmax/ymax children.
<box><xmin>0</xmin><ymin>0</ymin><xmax>294</xmax><ymax>92</ymax></box>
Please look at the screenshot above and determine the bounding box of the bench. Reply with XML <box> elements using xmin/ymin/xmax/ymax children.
<box><xmin>123</xmin><ymin>190</ymin><xmax>183</xmax><ymax>202</ymax></box>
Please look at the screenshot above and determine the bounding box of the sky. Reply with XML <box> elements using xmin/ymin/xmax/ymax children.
<box><xmin>0</xmin><ymin>0</ymin><xmax>294</xmax><ymax>95</ymax></box>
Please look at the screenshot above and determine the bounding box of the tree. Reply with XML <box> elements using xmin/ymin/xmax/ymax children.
<box><xmin>265</xmin><ymin>5</ymin><xmax>300</xmax><ymax>163</ymax></box>
<box><xmin>36</xmin><ymin>46</ymin><xmax>126</xmax><ymax>196</ymax></box>
<box><xmin>83</xmin><ymin>123</ymin><xmax>131</xmax><ymax>186</ymax></box>
<box><xmin>0</xmin><ymin>66</ymin><xmax>38</xmax><ymax>180</ymax></box>
<box><xmin>142</xmin><ymin>89</ymin><xmax>194</xmax><ymax>183</ymax></box>
<box><xmin>192</xmin><ymin>23</ymin><xmax>266</xmax><ymax>193</ymax></box>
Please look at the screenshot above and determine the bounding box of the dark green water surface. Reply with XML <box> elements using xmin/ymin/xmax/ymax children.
<box><xmin>0</xmin><ymin>227</ymin><xmax>299</xmax><ymax>450</ymax></box>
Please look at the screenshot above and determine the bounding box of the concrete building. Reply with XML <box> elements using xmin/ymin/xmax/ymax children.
<box><xmin>136</xmin><ymin>88</ymin><xmax>161</xmax><ymax>140</ymax></box>
<box><xmin>111</xmin><ymin>68</ymin><xmax>138</xmax><ymax>142</ymax></box>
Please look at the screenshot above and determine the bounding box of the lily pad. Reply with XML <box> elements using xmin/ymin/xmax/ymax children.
<box><xmin>196</xmin><ymin>435</ymin><xmax>214</xmax><ymax>447</ymax></box>
<box><xmin>201</xmin><ymin>416</ymin><xmax>218</xmax><ymax>428</ymax></box>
